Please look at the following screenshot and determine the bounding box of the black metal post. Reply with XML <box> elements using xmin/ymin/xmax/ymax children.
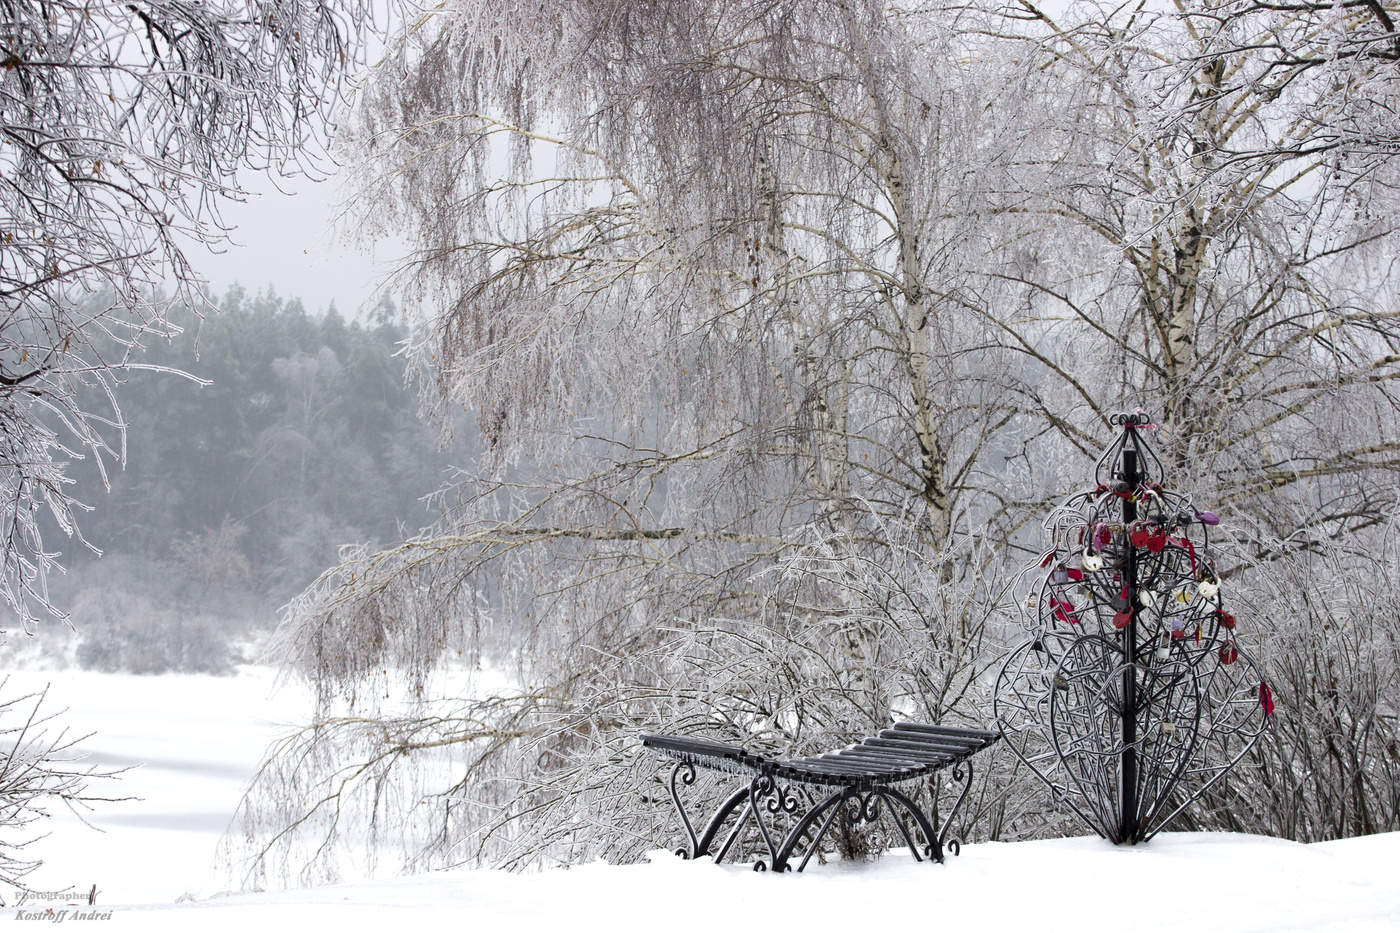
<box><xmin>1120</xmin><ymin>443</ymin><xmax>1139</xmax><ymax>843</ymax></box>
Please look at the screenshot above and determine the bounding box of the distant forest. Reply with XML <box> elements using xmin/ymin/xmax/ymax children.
<box><xmin>52</xmin><ymin>287</ymin><xmax>469</xmax><ymax>673</ymax></box>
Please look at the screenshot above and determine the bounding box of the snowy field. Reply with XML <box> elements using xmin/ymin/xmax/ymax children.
<box><xmin>4</xmin><ymin>666</ymin><xmax>312</xmax><ymax>905</ymax></box>
<box><xmin>5</xmin><ymin>667</ymin><xmax>1399</xmax><ymax>931</ymax></box>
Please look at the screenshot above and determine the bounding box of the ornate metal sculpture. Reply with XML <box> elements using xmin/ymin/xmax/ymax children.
<box><xmin>994</xmin><ymin>412</ymin><xmax>1272</xmax><ymax>843</ymax></box>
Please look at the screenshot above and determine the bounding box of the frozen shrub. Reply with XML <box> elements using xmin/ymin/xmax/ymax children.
<box><xmin>71</xmin><ymin>580</ymin><xmax>233</xmax><ymax>676</ymax></box>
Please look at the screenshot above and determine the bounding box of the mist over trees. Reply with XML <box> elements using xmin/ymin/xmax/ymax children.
<box><xmin>53</xmin><ymin>288</ymin><xmax>467</xmax><ymax>674</ymax></box>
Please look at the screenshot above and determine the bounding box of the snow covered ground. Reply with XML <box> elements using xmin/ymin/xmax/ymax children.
<box><xmin>5</xmin><ymin>667</ymin><xmax>1398</xmax><ymax>931</ymax></box>
<box><xmin>110</xmin><ymin>832</ymin><xmax>1400</xmax><ymax>933</ymax></box>
<box><xmin>4</xmin><ymin>666</ymin><xmax>311</xmax><ymax>905</ymax></box>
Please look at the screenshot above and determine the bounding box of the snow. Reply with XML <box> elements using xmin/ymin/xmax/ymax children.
<box><xmin>58</xmin><ymin>833</ymin><xmax>1400</xmax><ymax>933</ymax></box>
<box><xmin>4</xmin><ymin>667</ymin><xmax>310</xmax><ymax>904</ymax></box>
<box><xmin>6</xmin><ymin>667</ymin><xmax>1399</xmax><ymax>931</ymax></box>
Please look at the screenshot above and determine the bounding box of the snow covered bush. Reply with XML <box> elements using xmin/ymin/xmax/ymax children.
<box><xmin>75</xmin><ymin>606</ymin><xmax>234</xmax><ymax>677</ymax></box>
<box><xmin>1190</xmin><ymin>526</ymin><xmax>1400</xmax><ymax>842</ymax></box>
<box><xmin>67</xmin><ymin>558</ymin><xmax>235</xmax><ymax>676</ymax></box>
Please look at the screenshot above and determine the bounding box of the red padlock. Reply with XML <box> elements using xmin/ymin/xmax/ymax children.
<box><xmin>1130</xmin><ymin>524</ymin><xmax>1151</xmax><ymax>548</ymax></box>
<box><xmin>1112</xmin><ymin>608</ymin><xmax>1133</xmax><ymax>629</ymax></box>
<box><xmin>1218</xmin><ymin>643</ymin><xmax>1238</xmax><ymax>665</ymax></box>
<box><xmin>1217</xmin><ymin>610</ymin><xmax>1236</xmax><ymax>630</ymax></box>
<box><xmin>1147</xmin><ymin>528</ymin><xmax>1168</xmax><ymax>552</ymax></box>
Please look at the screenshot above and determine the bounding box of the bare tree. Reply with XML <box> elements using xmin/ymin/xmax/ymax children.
<box><xmin>1165</xmin><ymin>1</ymin><xmax>1400</xmax><ymax>197</ymax></box>
<box><xmin>983</xmin><ymin>0</ymin><xmax>1400</xmax><ymax>546</ymax></box>
<box><xmin>0</xmin><ymin>0</ymin><xmax>385</xmax><ymax>633</ymax></box>
<box><xmin>980</xmin><ymin>0</ymin><xmax>1400</xmax><ymax>843</ymax></box>
<box><xmin>0</xmin><ymin>680</ymin><xmax>123</xmax><ymax>893</ymax></box>
<box><xmin>338</xmin><ymin>0</ymin><xmax>1052</xmax><ymax>539</ymax></box>
<box><xmin>238</xmin><ymin>0</ymin><xmax>1038</xmax><ymax>881</ymax></box>
<box><xmin>239</xmin><ymin>0</ymin><xmax>1400</xmax><ymax>880</ymax></box>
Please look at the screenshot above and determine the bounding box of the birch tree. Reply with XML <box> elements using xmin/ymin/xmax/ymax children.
<box><xmin>242</xmin><ymin>0</ymin><xmax>1036</xmax><ymax>880</ymax></box>
<box><xmin>241</xmin><ymin>0</ymin><xmax>1400</xmax><ymax>879</ymax></box>
<box><xmin>985</xmin><ymin>0</ymin><xmax>1400</xmax><ymax>546</ymax></box>
<box><xmin>1167</xmin><ymin>0</ymin><xmax>1400</xmax><ymax>196</ymax></box>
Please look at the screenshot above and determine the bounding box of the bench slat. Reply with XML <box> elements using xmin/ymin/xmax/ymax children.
<box><xmin>851</xmin><ymin>742</ymin><xmax>957</xmax><ymax>764</ymax></box>
<box><xmin>869</xmin><ymin>734</ymin><xmax>977</xmax><ymax>754</ymax></box>
<box><xmin>890</xmin><ymin>722</ymin><xmax>1000</xmax><ymax>742</ymax></box>
<box><xmin>832</xmin><ymin>747</ymin><xmax>944</xmax><ymax>766</ymax></box>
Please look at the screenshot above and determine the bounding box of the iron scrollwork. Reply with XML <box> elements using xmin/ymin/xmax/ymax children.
<box><xmin>666</xmin><ymin>761</ymin><xmax>700</xmax><ymax>859</ymax></box>
<box><xmin>654</xmin><ymin>758</ymin><xmax>978</xmax><ymax>872</ymax></box>
<box><xmin>938</xmin><ymin>761</ymin><xmax>975</xmax><ymax>858</ymax></box>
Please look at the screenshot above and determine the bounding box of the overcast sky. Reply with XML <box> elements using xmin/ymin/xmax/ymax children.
<box><xmin>190</xmin><ymin>168</ymin><xmax>403</xmax><ymax>321</ymax></box>
<box><xmin>187</xmin><ymin>3</ymin><xmax>414</xmax><ymax>322</ymax></box>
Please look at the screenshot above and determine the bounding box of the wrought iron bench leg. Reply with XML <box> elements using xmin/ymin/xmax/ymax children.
<box><xmin>771</xmin><ymin>784</ymin><xmax>943</xmax><ymax>871</ymax></box>
<box><xmin>773</xmin><ymin>786</ymin><xmax>856</xmax><ymax>873</ymax></box>
<box><xmin>659</xmin><ymin>754</ymin><xmax>982</xmax><ymax>871</ymax></box>
<box><xmin>712</xmin><ymin>799</ymin><xmax>755</xmax><ymax>863</ymax></box>
<box><xmin>695</xmin><ymin>786</ymin><xmax>751</xmax><ymax>859</ymax></box>
<box><xmin>749</xmin><ymin>775</ymin><xmax>805</xmax><ymax>871</ymax></box>
<box><xmin>874</xmin><ymin>785</ymin><xmax>942</xmax><ymax>863</ymax></box>
<box><xmin>664</xmin><ymin>761</ymin><xmax>702</xmax><ymax>858</ymax></box>
<box><xmin>665</xmin><ymin>761</ymin><xmax>752</xmax><ymax>860</ymax></box>
<box><xmin>766</xmin><ymin>765</ymin><xmax>975</xmax><ymax>872</ymax></box>
<box><xmin>938</xmin><ymin>760</ymin><xmax>975</xmax><ymax>858</ymax></box>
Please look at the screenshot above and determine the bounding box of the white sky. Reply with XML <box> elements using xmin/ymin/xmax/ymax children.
<box><xmin>190</xmin><ymin>167</ymin><xmax>403</xmax><ymax>320</ymax></box>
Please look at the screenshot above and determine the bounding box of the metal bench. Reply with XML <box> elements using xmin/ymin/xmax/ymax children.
<box><xmin>641</xmin><ymin>722</ymin><xmax>999</xmax><ymax>872</ymax></box>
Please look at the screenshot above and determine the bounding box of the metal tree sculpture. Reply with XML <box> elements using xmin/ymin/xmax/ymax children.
<box><xmin>994</xmin><ymin>412</ymin><xmax>1272</xmax><ymax>844</ymax></box>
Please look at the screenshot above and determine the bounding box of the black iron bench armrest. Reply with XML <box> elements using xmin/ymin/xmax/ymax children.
<box><xmin>639</xmin><ymin>733</ymin><xmax>766</xmax><ymax>776</ymax></box>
